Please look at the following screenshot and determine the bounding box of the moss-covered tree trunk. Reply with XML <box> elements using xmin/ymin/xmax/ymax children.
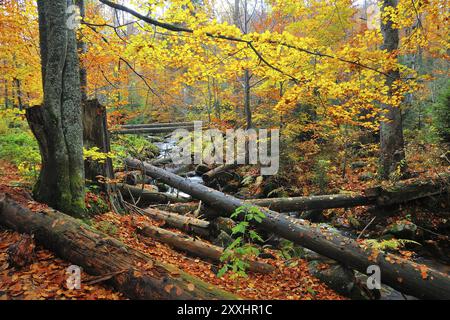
<box><xmin>379</xmin><ymin>0</ymin><xmax>406</xmax><ymax>179</ymax></box>
<box><xmin>0</xmin><ymin>195</ymin><xmax>238</xmax><ymax>300</ymax></box>
<box><xmin>26</xmin><ymin>0</ymin><xmax>85</xmax><ymax>217</ymax></box>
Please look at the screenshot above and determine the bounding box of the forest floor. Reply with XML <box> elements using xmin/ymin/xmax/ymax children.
<box><xmin>0</xmin><ymin>160</ymin><xmax>345</xmax><ymax>300</ymax></box>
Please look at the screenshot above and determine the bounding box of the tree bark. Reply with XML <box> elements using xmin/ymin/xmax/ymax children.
<box><xmin>138</xmin><ymin>223</ymin><xmax>275</xmax><ymax>274</ymax></box>
<box><xmin>83</xmin><ymin>100</ymin><xmax>114</xmax><ymax>182</ymax></box>
<box><xmin>141</xmin><ymin>206</ymin><xmax>210</xmax><ymax>238</ymax></box>
<box><xmin>379</xmin><ymin>0</ymin><xmax>406</xmax><ymax>179</ymax></box>
<box><xmin>202</xmin><ymin>164</ymin><xmax>239</xmax><ymax>184</ymax></box>
<box><xmin>248</xmin><ymin>194</ymin><xmax>374</xmax><ymax>212</ymax></box>
<box><xmin>83</xmin><ymin>100</ymin><xmax>123</xmax><ymax>212</ymax></box>
<box><xmin>0</xmin><ymin>194</ymin><xmax>237</xmax><ymax>299</ymax></box>
<box><xmin>118</xmin><ymin>183</ymin><xmax>190</xmax><ymax>206</ymax></box>
<box><xmin>152</xmin><ymin>202</ymin><xmax>220</xmax><ymax>218</ymax></box>
<box><xmin>25</xmin><ymin>0</ymin><xmax>85</xmax><ymax>217</ymax></box>
<box><xmin>368</xmin><ymin>173</ymin><xmax>450</xmax><ymax>206</ymax></box>
<box><xmin>125</xmin><ymin>158</ymin><xmax>450</xmax><ymax>300</ymax></box>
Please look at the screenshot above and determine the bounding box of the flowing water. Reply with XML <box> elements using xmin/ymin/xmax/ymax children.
<box><xmin>152</xmin><ymin>136</ymin><xmax>203</xmax><ymax>199</ymax></box>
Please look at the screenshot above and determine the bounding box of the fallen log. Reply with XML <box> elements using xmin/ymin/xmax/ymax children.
<box><xmin>167</xmin><ymin>164</ymin><xmax>193</xmax><ymax>175</ymax></box>
<box><xmin>121</xmin><ymin>122</ymin><xmax>195</xmax><ymax>129</ymax></box>
<box><xmin>151</xmin><ymin>157</ymin><xmax>173</xmax><ymax>166</ymax></box>
<box><xmin>137</xmin><ymin>223</ymin><xmax>274</xmax><ymax>274</ymax></box>
<box><xmin>118</xmin><ymin>183</ymin><xmax>190</xmax><ymax>205</ymax></box>
<box><xmin>0</xmin><ymin>194</ymin><xmax>237</xmax><ymax>300</ymax></box>
<box><xmin>126</xmin><ymin>158</ymin><xmax>450</xmax><ymax>300</ymax></box>
<box><xmin>111</xmin><ymin>126</ymin><xmax>196</xmax><ymax>135</ymax></box>
<box><xmin>246</xmin><ymin>194</ymin><xmax>374</xmax><ymax>212</ymax></box>
<box><xmin>367</xmin><ymin>173</ymin><xmax>450</xmax><ymax>206</ymax></box>
<box><xmin>141</xmin><ymin>207</ymin><xmax>210</xmax><ymax>237</ymax></box>
<box><xmin>152</xmin><ymin>202</ymin><xmax>220</xmax><ymax>219</ymax></box>
<box><xmin>153</xmin><ymin>202</ymin><xmax>201</xmax><ymax>215</ymax></box>
<box><xmin>202</xmin><ymin>164</ymin><xmax>239</xmax><ymax>184</ymax></box>
<box><xmin>142</xmin><ymin>175</ymin><xmax>450</xmax><ymax>213</ymax></box>
<box><xmin>239</xmin><ymin>174</ymin><xmax>450</xmax><ymax>212</ymax></box>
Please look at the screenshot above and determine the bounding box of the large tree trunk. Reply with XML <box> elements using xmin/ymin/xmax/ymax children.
<box><xmin>379</xmin><ymin>0</ymin><xmax>406</xmax><ymax>179</ymax></box>
<box><xmin>83</xmin><ymin>100</ymin><xmax>123</xmax><ymax>212</ymax></box>
<box><xmin>26</xmin><ymin>0</ymin><xmax>85</xmax><ymax>217</ymax></box>
<box><xmin>138</xmin><ymin>223</ymin><xmax>275</xmax><ymax>274</ymax></box>
<box><xmin>0</xmin><ymin>194</ymin><xmax>238</xmax><ymax>300</ymax></box>
<box><xmin>125</xmin><ymin>158</ymin><xmax>450</xmax><ymax>300</ymax></box>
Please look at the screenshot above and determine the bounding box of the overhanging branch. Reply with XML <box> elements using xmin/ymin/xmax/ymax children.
<box><xmin>98</xmin><ymin>0</ymin><xmax>409</xmax><ymax>82</ymax></box>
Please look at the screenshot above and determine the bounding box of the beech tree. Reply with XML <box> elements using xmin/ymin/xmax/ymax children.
<box><xmin>26</xmin><ymin>0</ymin><xmax>85</xmax><ymax>217</ymax></box>
<box><xmin>379</xmin><ymin>0</ymin><xmax>406</xmax><ymax>179</ymax></box>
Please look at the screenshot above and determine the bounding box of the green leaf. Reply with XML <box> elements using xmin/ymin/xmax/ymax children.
<box><xmin>217</xmin><ymin>265</ymin><xmax>228</xmax><ymax>278</ymax></box>
<box><xmin>253</xmin><ymin>215</ymin><xmax>263</xmax><ymax>223</ymax></box>
<box><xmin>249</xmin><ymin>230</ymin><xmax>264</xmax><ymax>243</ymax></box>
<box><xmin>227</xmin><ymin>237</ymin><xmax>242</xmax><ymax>250</ymax></box>
<box><xmin>307</xmin><ymin>287</ymin><xmax>317</xmax><ymax>295</ymax></box>
<box><xmin>232</xmin><ymin>222</ymin><xmax>248</xmax><ymax>235</ymax></box>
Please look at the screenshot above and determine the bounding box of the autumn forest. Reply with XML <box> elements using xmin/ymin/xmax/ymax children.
<box><xmin>0</xmin><ymin>0</ymin><xmax>449</xmax><ymax>303</ymax></box>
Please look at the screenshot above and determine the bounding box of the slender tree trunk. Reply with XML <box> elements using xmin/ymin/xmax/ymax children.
<box><xmin>26</xmin><ymin>0</ymin><xmax>85</xmax><ymax>217</ymax></box>
<box><xmin>14</xmin><ymin>78</ymin><xmax>23</xmax><ymax>110</ymax></box>
<box><xmin>379</xmin><ymin>0</ymin><xmax>406</xmax><ymax>179</ymax></box>
<box><xmin>233</xmin><ymin>0</ymin><xmax>252</xmax><ymax>129</ymax></box>
<box><xmin>4</xmin><ymin>78</ymin><xmax>8</xmax><ymax>108</ymax></box>
<box><xmin>244</xmin><ymin>69</ymin><xmax>252</xmax><ymax>129</ymax></box>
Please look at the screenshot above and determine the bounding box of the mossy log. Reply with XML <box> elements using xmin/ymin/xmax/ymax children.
<box><xmin>126</xmin><ymin>158</ymin><xmax>450</xmax><ymax>300</ymax></box>
<box><xmin>0</xmin><ymin>194</ymin><xmax>238</xmax><ymax>300</ymax></box>
<box><xmin>137</xmin><ymin>223</ymin><xmax>274</xmax><ymax>274</ymax></box>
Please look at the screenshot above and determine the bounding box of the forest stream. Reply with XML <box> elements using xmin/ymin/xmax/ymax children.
<box><xmin>148</xmin><ymin>135</ymin><xmax>449</xmax><ymax>300</ymax></box>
